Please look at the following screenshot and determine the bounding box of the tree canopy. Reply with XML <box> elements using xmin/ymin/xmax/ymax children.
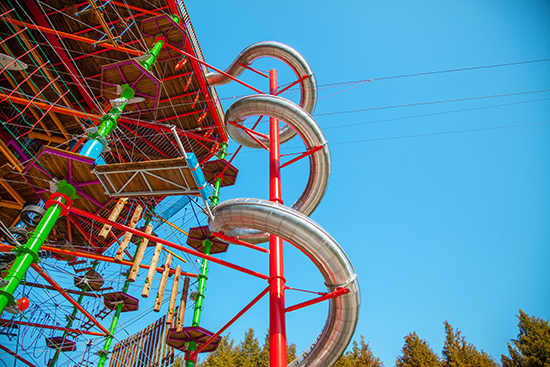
<box><xmin>176</xmin><ymin>310</ymin><xmax>549</xmax><ymax>367</ymax></box>
<box><xmin>501</xmin><ymin>310</ymin><xmax>550</xmax><ymax>367</ymax></box>
<box><xmin>396</xmin><ymin>332</ymin><xmax>440</xmax><ymax>367</ymax></box>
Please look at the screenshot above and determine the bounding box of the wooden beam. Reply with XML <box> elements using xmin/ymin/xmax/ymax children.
<box><xmin>0</xmin><ymin>199</ymin><xmax>22</xmax><ymax>210</ymax></box>
<box><xmin>27</xmin><ymin>131</ymin><xmax>69</xmax><ymax>145</ymax></box>
<box><xmin>0</xmin><ymin>139</ymin><xmax>22</xmax><ymax>173</ymax></box>
<box><xmin>0</xmin><ymin>180</ymin><xmax>25</xmax><ymax>206</ymax></box>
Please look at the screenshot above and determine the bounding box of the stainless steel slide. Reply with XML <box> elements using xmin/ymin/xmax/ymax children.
<box><xmin>208</xmin><ymin>42</ymin><xmax>360</xmax><ymax>367</ymax></box>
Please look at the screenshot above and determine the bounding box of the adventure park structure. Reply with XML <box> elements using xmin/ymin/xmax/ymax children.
<box><xmin>0</xmin><ymin>1</ymin><xmax>360</xmax><ymax>367</ymax></box>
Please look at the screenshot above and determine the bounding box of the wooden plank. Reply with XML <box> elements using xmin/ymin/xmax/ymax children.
<box><xmin>98</xmin><ymin>197</ymin><xmax>128</xmax><ymax>241</ymax></box>
<box><xmin>0</xmin><ymin>180</ymin><xmax>25</xmax><ymax>206</ymax></box>
<box><xmin>166</xmin><ymin>266</ymin><xmax>181</xmax><ymax>325</ymax></box>
<box><xmin>128</xmin><ymin>222</ymin><xmax>154</xmax><ymax>282</ymax></box>
<box><xmin>142</xmin><ymin>242</ymin><xmax>163</xmax><ymax>298</ymax></box>
<box><xmin>115</xmin><ymin>205</ymin><xmax>143</xmax><ymax>262</ymax></box>
<box><xmin>177</xmin><ymin>277</ymin><xmax>190</xmax><ymax>332</ymax></box>
<box><xmin>154</xmin><ymin>254</ymin><xmax>173</xmax><ymax>312</ymax></box>
<box><xmin>0</xmin><ymin>199</ymin><xmax>22</xmax><ymax>210</ymax></box>
<box><xmin>0</xmin><ymin>163</ymin><xmax>14</xmax><ymax>178</ymax></box>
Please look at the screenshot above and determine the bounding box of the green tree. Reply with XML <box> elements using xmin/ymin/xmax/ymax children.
<box><xmin>442</xmin><ymin>321</ymin><xmax>498</xmax><ymax>367</ymax></box>
<box><xmin>236</xmin><ymin>328</ymin><xmax>261</xmax><ymax>367</ymax></box>
<box><xmin>396</xmin><ymin>332</ymin><xmax>441</xmax><ymax>367</ymax></box>
<box><xmin>258</xmin><ymin>329</ymin><xmax>298</xmax><ymax>366</ymax></box>
<box><xmin>501</xmin><ymin>310</ymin><xmax>550</xmax><ymax>367</ymax></box>
<box><xmin>197</xmin><ymin>334</ymin><xmax>238</xmax><ymax>367</ymax></box>
<box><xmin>334</xmin><ymin>336</ymin><xmax>384</xmax><ymax>367</ymax></box>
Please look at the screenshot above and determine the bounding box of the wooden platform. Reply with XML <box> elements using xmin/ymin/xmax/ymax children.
<box><xmin>93</xmin><ymin>157</ymin><xmax>202</xmax><ymax>197</ymax></box>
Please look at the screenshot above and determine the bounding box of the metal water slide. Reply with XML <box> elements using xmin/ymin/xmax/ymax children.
<box><xmin>206</xmin><ymin>41</ymin><xmax>361</xmax><ymax>367</ymax></box>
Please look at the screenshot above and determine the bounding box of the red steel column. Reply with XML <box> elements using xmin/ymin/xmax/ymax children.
<box><xmin>269</xmin><ymin>69</ymin><xmax>287</xmax><ymax>367</ymax></box>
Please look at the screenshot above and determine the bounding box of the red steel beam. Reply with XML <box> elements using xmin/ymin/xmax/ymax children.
<box><xmin>0</xmin><ymin>244</ymin><xmax>194</xmax><ymax>277</ymax></box>
<box><xmin>0</xmin><ymin>319</ymin><xmax>105</xmax><ymax>337</ymax></box>
<box><xmin>118</xmin><ymin>121</ymin><xmax>171</xmax><ymax>158</ymax></box>
<box><xmin>213</xmin><ymin>231</ymin><xmax>269</xmax><ymax>254</ymax></box>
<box><xmin>277</xmin><ymin>74</ymin><xmax>309</xmax><ymax>95</ymax></box>
<box><xmin>106</xmin><ymin>1</ymin><xmax>163</xmax><ymax>16</ymax></box>
<box><xmin>67</xmin><ymin>214</ymin><xmax>103</xmax><ymax>253</ymax></box>
<box><xmin>0</xmin><ymin>344</ymin><xmax>37</xmax><ymax>367</ymax></box>
<box><xmin>0</xmin><ymin>17</ymin><xmax>143</xmax><ymax>56</ymax></box>
<box><xmin>166</xmin><ymin>0</ymin><xmax>227</xmax><ymax>141</ymax></box>
<box><xmin>27</xmin><ymin>0</ymin><xmax>99</xmax><ymax>111</ymax></box>
<box><xmin>69</xmin><ymin>207</ymin><xmax>269</xmax><ymax>280</ymax></box>
<box><xmin>193</xmin><ymin>286</ymin><xmax>270</xmax><ymax>356</ymax></box>
<box><xmin>285</xmin><ymin>287</ymin><xmax>350</xmax><ymax>313</ymax></box>
<box><xmin>165</xmin><ymin>43</ymin><xmax>264</xmax><ymax>95</ymax></box>
<box><xmin>30</xmin><ymin>264</ymin><xmax>110</xmax><ymax>335</ymax></box>
<box><xmin>279</xmin><ymin>145</ymin><xmax>323</xmax><ymax>169</ymax></box>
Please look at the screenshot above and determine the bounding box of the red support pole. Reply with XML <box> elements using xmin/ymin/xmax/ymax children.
<box><xmin>268</xmin><ymin>69</ymin><xmax>287</xmax><ymax>367</ymax></box>
<box><xmin>68</xmin><ymin>207</ymin><xmax>270</xmax><ymax>281</ymax></box>
<box><xmin>194</xmin><ymin>286</ymin><xmax>270</xmax><ymax>355</ymax></box>
<box><xmin>285</xmin><ymin>287</ymin><xmax>350</xmax><ymax>313</ymax></box>
<box><xmin>0</xmin><ymin>344</ymin><xmax>37</xmax><ymax>367</ymax></box>
<box><xmin>0</xmin><ymin>318</ymin><xmax>106</xmax><ymax>336</ymax></box>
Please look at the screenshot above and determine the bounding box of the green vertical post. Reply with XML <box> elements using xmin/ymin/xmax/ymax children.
<box><xmin>97</xmin><ymin>207</ymin><xmax>154</xmax><ymax>367</ymax></box>
<box><xmin>185</xmin><ymin>239</ymin><xmax>212</xmax><ymax>367</ymax></box>
<box><xmin>48</xmin><ymin>261</ymin><xmax>99</xmax><ymax>367</ymax></box>
<box><xmin>0</xmin><ymin>181</ymin><xmax>77</xmax><ymax>314</ymax></box>
<box><xmin>210</xmin><ymin>142</ymin><xmax>228</xmax><ymax>206</ymax></box>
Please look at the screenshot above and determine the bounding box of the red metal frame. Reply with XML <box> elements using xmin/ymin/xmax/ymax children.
<box><xmin>0</xmin><ymin>319</ymin><xmax>106</xmax><ymax>337</ymax></box>
<box><xmin>166</xmin><ymin>0</ymin><xmax>228</xmax><ymax>142</ymax></box>
<box><xmin>0</xmin><ymin>344</ymin><xmax>36</xmax><ymax>367</ymax></box>
<box><xmin>31</xmin><ymin>264</ymin><xmax>110</xmax><ymax>335</ymax></box>
<box><xmin>69</xmin><ymin>207</ymin><xmax>269</xmax><ymax>281</ymax></box>
<box><xmin>280</xmin><ymin>145</ymin><xmax>323</xmax><ymax>169</ymax></box>
<box><xmin>0</xmin><ymin>18</ymin><xmax>142</xmax><ymax>56</ymax></box>
<box><xmin>285</xmin><ymin>287</ymin><xmax>350</xmax><ymax>313</ymax></box>
<box><xmin>212</xmin><ymin>231</ymin><xmax>269</xmax><ymax>253</ymax></box>
<box><xmin>268</xmin><ymin>69</ymin><xmax>287</xmax><ymax>367</ymax></box>
<box><xmin>192</xmin><ymin>286</ymin><xmax>270</xmax><ymax>357</ymax></box>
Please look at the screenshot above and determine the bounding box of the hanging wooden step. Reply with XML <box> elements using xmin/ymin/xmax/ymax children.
<box><xmin>74</xmin><ymin>268</ymin><xmax>104</xmax><ymax>291</ymax></box>
<box><xmin>166</xmin><ymin>326</ymin><xmax>221</xmax><ymax>353</ymax></box>
<box><xmin>153</xmin><ymin>254</ymin><xmax>172</xmax><ymax>312</ymax></box>
<box><xmin>98</xmin><ymin>197</ymin><xmax>128</xmax><ymax>241</ymax></box>
<box><xmin>103</xmin><ymin>292</ymin><xmax>139</xmax><ymax>312</ymax></box>
<box><xmin>141</xmin><ymin>242</ymin><xmax>163</xmax><ymax>298</ymax></box>
<box><xmin>114</xmin><ymin>205</ymin><xmax>143</xmax><ymax>263</ymax></box>
<box><xmin>128</xmin><ymin>223</ymin><xmax>154</xmax><ymax>282</ymax></box>
<box><xmin>166</xmin><ymin>266</ymin><xmax>181</xmax><ymax>325</ymax></box>
<box><xmin>46</xmin><ymin>337</ymin><xmax>76</xmax><ymax>352</ymax></box>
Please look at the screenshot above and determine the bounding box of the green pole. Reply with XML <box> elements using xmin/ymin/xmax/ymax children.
<box><xmin>97</xmin><ymin>207</ymin><xmax>154</xmax><ymax>367</ymax></box>
<box><xmin>47</xmin><ymin>261</ymin><xmax>99</xmax><ymax>367</ymax></box>
<box><xmin>0</xmin><ymin>181</ymin><xmax>77</xmax><ymax>315</ymax></box>
<box><xmin>139</xmin><ymin>15</ymin><xmax>180</xmax><ymax>71</ymax></box>
<box><xmin>210</xmin><ymin>142</ymin><xmax>228</xmax><ymax>206</ymax></box>
<box><xmin>185</xmin><ymin>239</ymin><xmax>211</xmax><ymax>367</ymax></box>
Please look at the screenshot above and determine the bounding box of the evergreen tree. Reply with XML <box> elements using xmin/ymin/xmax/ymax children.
<box><xmin>287</xmin><ymin>342</ymin><xmax>297</xmax><ymax>364</ymax></box>
<box><xmin>501</xmin><ymin>310</ymin><xmax>550</xmax><ymax>367</ymax></box>
<box><xmin>396</xmin><ymin>332</ymin><xmax>441</xmax><ymax>367</ymax></box>
<box><xmin>197</xmin><ymin>334</ymin><xmax>238</xmax><ymax>367</ymax></box>
<box><xmin>259</xmin><ymin>331</ymin><xmax>270</xmax><ymax>367</ymax></box>
<box><xmin>442</xmin><ymin>321</ymin><xmax>498</xmax><ymax>367</ymax></box>
<box><xmin>258</xmin><ymin>329</ymin><xmax>298</xmax><ymax>366</ymax></box>
<box><xmin>236</xmin><ymin>328</ymin><xmax>261</xmax><ymax>367</ymax></box>
<box><xmin>334</xmin><ymin>336</ymin><xmax>384</xmax><ymax>367</ymax></box>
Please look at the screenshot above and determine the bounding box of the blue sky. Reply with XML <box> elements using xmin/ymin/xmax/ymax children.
<box><xmin>176</xmin><ymin>1</ymin><xmax>550</xmax><ymax>365</ymax></box>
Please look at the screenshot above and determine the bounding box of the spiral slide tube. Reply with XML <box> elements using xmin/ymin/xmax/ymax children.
<box><xmin>208</xmin><ymin>42</ymin><xmax>360</xmax><ymax>367</ymax></box>
<box><xmin>206</xmin><ymin>41</ymin><xmax>317</xmax><ymax>146</ymax></box>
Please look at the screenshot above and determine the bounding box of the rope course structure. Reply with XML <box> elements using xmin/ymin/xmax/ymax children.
<box><xmin>0</xmin><ymin>1</ymin><xmax>360</xmax><ymax>367</ymax></box>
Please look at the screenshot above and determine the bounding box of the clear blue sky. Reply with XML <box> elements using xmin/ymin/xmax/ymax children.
<box><xmin>178</xmin><ymin>1</ymin><xmax>550</xmax><ymax>365</ymax></box>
